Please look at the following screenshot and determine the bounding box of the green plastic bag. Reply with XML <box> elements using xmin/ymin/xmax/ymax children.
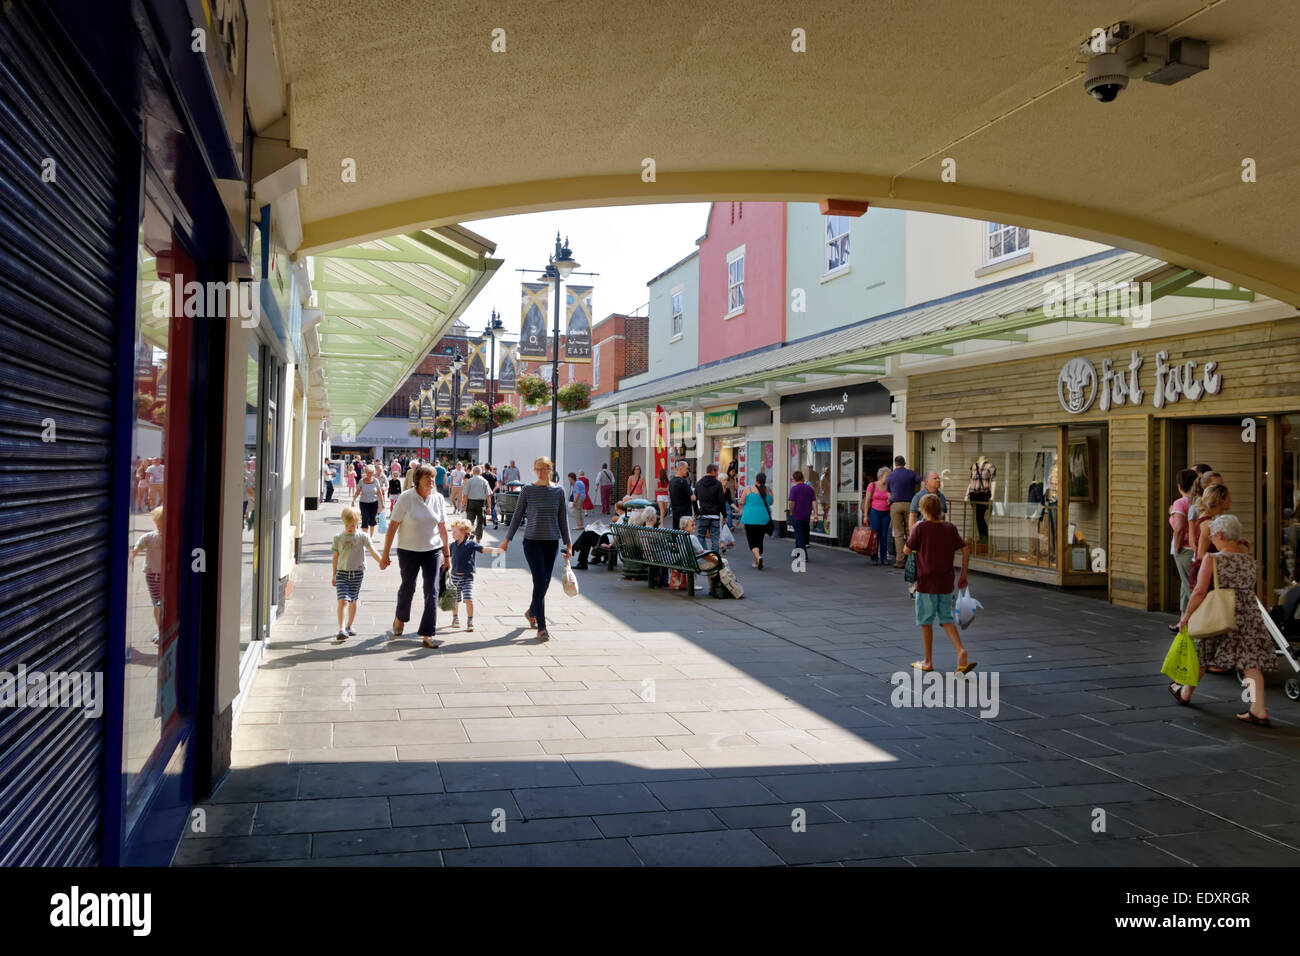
<box><xmin>438</xmin><ymin>566</ymin><xmax>456</xmax><ymax>612</ymax></box>
<box><xmin>1160</xmin><ymin>627</ymin><xmax>1200</xmax><ymax>687</ymax></box>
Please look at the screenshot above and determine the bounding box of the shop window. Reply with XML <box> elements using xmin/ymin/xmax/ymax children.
<box><xmin>1281</xmin><ymin>415</ymin><xmax>1300</xmax><ymax>587</ymax></box>
<box><xmin>985</xmin><ymin>222</ymin><xmax>1031</xmax><ymax>264</ymax></box>
<box><xmin>242</xmin><ymin>343</ymin><xmax>259</xmax><ymax>657</ymax></box>
<box><xmin>789</xmin><ymin>438</ymin><xmax>832</xmax><ymax>535</ymax></box>
<box><xmin>127</xmin><ymin>201</ymin><xmax>191</xmax><ymax>798</ymax></box>
<box><xmin>921</xmin><ymin>425</ymin><xmax>1066</xmax><ymax>570</ymax></box>
<box><xmin>825</xmin><ymin>215</ymin><xmax>851</xmax><ymax>274</ymax></box>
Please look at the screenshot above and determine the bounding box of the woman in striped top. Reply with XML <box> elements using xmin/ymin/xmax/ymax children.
<box><xmin>500</xmin><ymin>456</ymin><xmax>572</xmax><ymax>642</ymax></box>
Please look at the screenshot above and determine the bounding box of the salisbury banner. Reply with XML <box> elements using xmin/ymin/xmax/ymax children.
<box><xmin>467</xmin><ymin>340</ymin><xmax>487</xmax><ymax>392</ymax></box>
<box><xmin>496</xmin><ymin>347</ymin><xmax>517</xmax><ymax>393</ymax></box>
<box><xmin>408</xmin><ymin>397</ymin><xmax>419</xmax><ymax>425</ymax></box>
<box><xmin>653</xmin><ymin>404</ymin><xmax>668</xmax><ymax>482</ymax></box>
<box><xmin>436</xmin><ymin>373</ymin><xmax>451</xmax><ymax>409</ymax></box>
<box><xmin>520</xmin><ymin>282</ymin><xmax>549</xmax><ymax>359</ymax></box>
<box><xmin>564</xmin><ymin>285</ymin><xmax>593</xmax><ymax>362</ymax></box>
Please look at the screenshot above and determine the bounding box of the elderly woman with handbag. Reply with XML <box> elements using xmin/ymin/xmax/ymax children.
<box><xmin>1169</xmin><ymin>513</ymin><xmax>1273</xmax><ymax>726</ymax></box>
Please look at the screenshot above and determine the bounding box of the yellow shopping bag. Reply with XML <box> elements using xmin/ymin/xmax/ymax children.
<box><xmin>1160</xmin><ymin>626</ymin><xmax>1201</xmax><ymax>687</ymax></box>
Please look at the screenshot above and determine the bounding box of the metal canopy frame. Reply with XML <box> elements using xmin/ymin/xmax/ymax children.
<box><xmin>312</xmin><ymin>229</ymin><xmax>501</xmax><ymax>430</ymax></box>
<box><xmin>560</xmin><ymin>253</ymin><xmax>1262</xmax><ymax>421</ymax></box>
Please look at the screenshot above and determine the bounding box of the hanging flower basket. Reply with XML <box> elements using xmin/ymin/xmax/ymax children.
<box><xmin>434</xmin><ymin>414</ymin><xmax>453</xmax><ymax>430</ymax></box>
<box><xmin>517</xmin><ymin>374</ymin><xmax>552</xmax><ymax>405</ymax></box>
<box><xmin>417</xmin><ymin>427</ymin><xmax>437</xmax><ymax>440</ymax></box>
<box><xmin>491</xmin><ymin>402</ymin><xmax>517</xmax><ymax>426</ymax></box>
<box><xmin>455</xmin><ymin>415</ymin><xmax>477</xmax><ymax>433</ymax></box>
<box><xmin>556</xmin><ymin>381</ymin><xmax>591</xmax><ymax>413</ymax></box>
<box><xmin>408</xmin><ymin>426</ymin><xmax>421</xmax><ymax>437</ymax></box>
<box><xmin>464</xmin><ymin>400</ymin><xmax>490</xmax><ymax>425</ymax></box>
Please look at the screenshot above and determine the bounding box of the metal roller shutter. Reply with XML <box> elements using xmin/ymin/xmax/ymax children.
<box><xmin>0</xmin><ymin>0</ymin><xmax>121</xmax><ymax>866</ymax></box>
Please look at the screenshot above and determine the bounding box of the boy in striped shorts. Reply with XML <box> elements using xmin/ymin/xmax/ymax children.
<box><xmin>332</xmin><ymin>506</ymin><xmax>383</xmax><ymax>642</ymax></box>
<box><xmin>130</xmin><ymin>506</ymin><xmax>165</xmax><ymax>645</ymax></box>
<box><xmin>447</xmin><ymin>517</ymin><xmax>503</xmax><ymax>631</ymax></box>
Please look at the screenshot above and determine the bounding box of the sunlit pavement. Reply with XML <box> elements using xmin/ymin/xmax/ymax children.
<box><xmin>176</xmin><ymin>503</ymin><xmax>1300</xmax><ymax>866</ymax></box>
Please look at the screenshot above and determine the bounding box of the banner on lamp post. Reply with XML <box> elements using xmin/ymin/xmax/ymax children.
<box><xmin>496</xmin><ymin>347</ymin><xmax>517</xmax><ymax>393</ymax></box>
<box><xmin>467</xmin><ymin>340</ymin><xmax>487</xmax><ymax>392</ymax></box>
<box><xmin>564</xmin><ymin>285</ymin><xmax>593</xmax><ymax>363</ymax></box>
<box><xmin>519</xmin><ymin>283</ymin><xmax>549</xmax><ymax>359</ymax></box>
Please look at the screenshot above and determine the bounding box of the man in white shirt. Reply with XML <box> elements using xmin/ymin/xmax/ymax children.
<box><xmin>463</xmin><ymin>466</ymin><xmax>492</xmax><ymax>541</ymax></box>
<box><xmin>146</xmin><ymin>458</ymin><xmax>165</xmax><ymax>507</ymax></box>
<box><xmin>596</xmin><ymin>462</ymin><xmax>615</xmax><ymax>514</ymax></box>
<box><xmin>450</xmin><ymin>461</ymin><xmax>466</xmax><ymax>512</ymax></box>
<box><xmin>322</xmin><ymin>457</ymin><xmax>335</xmax><ymax>502</ymax></box>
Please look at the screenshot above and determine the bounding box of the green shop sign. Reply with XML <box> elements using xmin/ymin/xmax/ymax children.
<box><xmin>703</xmin><ymin>408</ymin><xmax>738</xmax><ymax>430</ymax></box>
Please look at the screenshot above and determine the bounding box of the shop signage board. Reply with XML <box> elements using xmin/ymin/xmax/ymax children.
<box><xmin>1057</xmin><ymin>349</ymin><xmax>1224</xmax><ymax>414</ymax></box>
<box><xmin>703</xmin><ymin>408</ymin><xmax>738</xmax><ymax>430</ymax></box>
<box><xmin>780</xmin><ymin>382</ymin><xmax>890</xmax><ymax>423</ymax></box>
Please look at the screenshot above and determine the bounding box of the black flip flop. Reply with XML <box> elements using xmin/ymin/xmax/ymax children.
<box><xmin>1168</xmin><ymin>683</ymin><xmax>1190</xmax><ymax>706</ymax></box>
<box><xmin>1237</xmin><ymin>711</ymin><xmax>1272</xmax><ymax>727</ymax></box>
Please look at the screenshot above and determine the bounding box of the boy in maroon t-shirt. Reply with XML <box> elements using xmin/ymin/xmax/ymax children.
<box><xmin>903</xmin><ymin>493</ymin><xmax>975</xmax><ymax>674</ymax></box>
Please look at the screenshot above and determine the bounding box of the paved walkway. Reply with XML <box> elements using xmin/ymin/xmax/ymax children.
<box><xmin>176</xmin><ymin>498</ymin><xmax>1300</xmax><ymax>866</ymax></box>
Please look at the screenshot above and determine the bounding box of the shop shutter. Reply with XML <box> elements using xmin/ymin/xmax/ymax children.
<box><xmin>0</xmin><ymin>1</ymin><xmax>121</xmax><ymax>865</ymax></box>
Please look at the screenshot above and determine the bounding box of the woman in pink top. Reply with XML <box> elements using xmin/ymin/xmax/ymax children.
<box><xmin>863</xmin><ymin>466</ymin><xmax>893</xmax><ymax>565</ymax></box>
<box><xmin>1167</xmin><ymin>468</ymin><xmax>1199</xmax><ymax>628</ymax></box>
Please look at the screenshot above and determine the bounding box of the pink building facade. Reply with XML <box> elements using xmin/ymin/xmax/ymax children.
<box><xmin>696</xmin><ymin>202</ymin><xmax>787</xmax><ymax>366</ymax></box>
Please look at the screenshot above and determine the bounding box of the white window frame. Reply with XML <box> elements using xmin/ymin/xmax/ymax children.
<box><xmin>984</xmin><ymin>222</ymin><xmax>1031</xmax><ymax>265</ymax></box>
<box><xmin>669</xmin><ymin>286</ymin><xmax>684</xmax><ymax>342</ymax></box>
<box><xmin>593</xmin><ymin>343</ymin><xmax>600</xmax><ymax>389</ymax></box>
<box><xmin>725</xmin><ymin>245</ymin><xmax>746</xmax><ymax>319</ymax></box>
<box><xmin>823</xmin><ymin>215</ymin><xmax>851</xmax><ymax>278</ymax></box>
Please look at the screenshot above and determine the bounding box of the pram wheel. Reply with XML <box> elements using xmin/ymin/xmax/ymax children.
<box><xmin>1286</xmin><ymin>678</ymin><xmax>1300</xmax><ymax>702</ymax></box>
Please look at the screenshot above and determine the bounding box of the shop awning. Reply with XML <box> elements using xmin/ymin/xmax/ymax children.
<box><xmin>571</xmin><ymin>249</ymin><xmax>1256</xmax><ymax>417</ymax></box>
<box><xmin>312</xmin><ymin>226</ymin><xmax>501</xmax><ymax>432</ymax></box>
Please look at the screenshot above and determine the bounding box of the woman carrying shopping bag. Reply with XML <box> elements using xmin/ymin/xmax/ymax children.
<box><xmin>1169</xmin><ymin>513</ymin><xmax>1274</xmax><ymax>726</ymax></box>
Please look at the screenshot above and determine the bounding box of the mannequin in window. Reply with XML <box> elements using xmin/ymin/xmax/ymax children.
<box><xmin>966</xmin><ymin>455</ymin><xmax>997</xmax><ymax>551</ymax></box>
<box><xmin>1044</xmin><ymin>461</ymin><xmax>1059</xmax><ymax>561</ymax></box>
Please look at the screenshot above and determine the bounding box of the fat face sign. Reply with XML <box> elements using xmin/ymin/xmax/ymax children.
<box><xmin>1057</xmin><ymin>350</ymin><xmax>1223</xmax><ymax>414</ymax></box>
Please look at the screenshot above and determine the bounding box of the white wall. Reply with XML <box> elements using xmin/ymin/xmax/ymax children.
<box><xmin>216</xmin><ymin>320</ymin><xmax>248</xmax><ymax>716</ymax></box>
<box><xmin>904</xmin><ymin>212</ymin><xmax>1111</xmax><ymax>306</ymax></box>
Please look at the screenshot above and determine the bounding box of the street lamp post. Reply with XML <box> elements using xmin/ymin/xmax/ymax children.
<box><xmin>546</xmin><ymin>233</ymin><xmax>579</xmax><ymax>467</ymax></box>
<box><xmin>485</xmin><ymin>309</ymin><xmax>505</xmax><ymax>465</ymax></box>
<box><xmin>429</xmin><ymin>378</ymin><xmax>438</xmax><ymax>463</ymax></box>
<box><xmin>451</xmin><ymin>349</ymin><xmax>465</xmax><ymax>471</ymax></box>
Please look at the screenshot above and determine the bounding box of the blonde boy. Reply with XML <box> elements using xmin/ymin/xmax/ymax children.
<box><xmin>332</xmin><ymin>506</ymin><xmax>383</xmax><ymax>642</ymax></box>
<box><xmin>902</xmin><ymin>493</ymin><xmax>975</xmax><ymax>674</ymax></box>
<box><xmin>129</xmin><ymin>506</ymin><xmax>165</xmax><ymax>645</ymax></box>
<box><xmin>446</xmin><ymin>517</ymin><xmax>502</xmax><ymax>631</ymax></box>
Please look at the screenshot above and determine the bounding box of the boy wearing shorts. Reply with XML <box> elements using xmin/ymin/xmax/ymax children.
<box><xmin>446</xmin><ymin>517</ymin><xmax>502</xmax><ymax>631</ymax></box>
<box><xmin>903</xmin><ymin>493</ymin><xmax>975</xmax><ymax>674</ymax></box>
<box><xmin>130</xmin><ymin>506</ymin><xmax>165</xmax><ymax>645</ymax></box>
<box><xmin>332</xmin><ymin>506</ymin><xmax>383</xmax><ymax>642</ymax></box>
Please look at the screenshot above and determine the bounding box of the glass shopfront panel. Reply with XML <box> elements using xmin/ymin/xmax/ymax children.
<box><xmin>922</xmin><ymin>425</ymin><xmax>1068</xmax><ymax>571</ymax></box>
<box><xmin>1281</xmin><ymin>415</ymin><xmax>1300</xmax><ymax>588</ymax></box>
<box><xmin>126</xmin><ymin>201</ymin><xmax>191</xmax><ymax>799</ymax></box>
<box><xmin>241</xmin><ymin>343</ymin><xmax>259</xmax><ymax>657</ymax></box>
<box><xmin>1064</xmin><ymin>424</ymin><xmax>1108</xmax><ymax>573</ymax></box>
<box><xmin>744</xmin><ymin>440</ymin><xmax>772</xmax><ymax>489</ymax></box>
<box><xmin>788</xmin><ymin>438</ymin><xmax>831</xmax><ymax>535</ymax></box>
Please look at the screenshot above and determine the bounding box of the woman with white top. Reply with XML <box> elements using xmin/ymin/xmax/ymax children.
<box><xmin>380</xmin><ymin>462</ymin><xmax>451</xmax><ymax>648</ymax></box>
<box><xmin>450</xmin><ymin>460</ymin><xmax>467</xmax><ymax>513</ymax></box>
<box><xmin>500</xmin><ymin>456</ymin><xmax>571</xmax><ymax>642</ymax></box>
<box><xmin>352</xmin><ymin>464</ymin><xmax>386</xmax><ymax>538</ymax></box>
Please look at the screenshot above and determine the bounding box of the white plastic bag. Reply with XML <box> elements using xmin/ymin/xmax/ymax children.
<box><xmin>719</xmin><ymin>523</ymin><xmax>736</xmax><ymax>550</ymax></box>
<box><xmin>562</xmin><ymin>564</ymin><xmax>579</xmax><ymax>597</ymax></box>
<box><xmin>954</xmin><ymin>586</ymin><xmax>982</xmax><ymax>629</ymax></box>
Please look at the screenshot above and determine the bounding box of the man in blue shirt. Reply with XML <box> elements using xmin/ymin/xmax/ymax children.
<box><xmin>884</xmin><ymin>456</ymin><xmax>920</xmax><ymax>567</ymax></box>
<box><xmin>435</xmin><ymin>460</ymin><xmax>448</xmax><ymax>497</ymax></box>
<box><xmin>908</xmin><ymin>471</ymin><xmax>949</xmax><ymax>534</ymax></box>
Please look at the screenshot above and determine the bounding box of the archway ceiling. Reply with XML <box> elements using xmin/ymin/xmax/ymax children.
<box><xmin>273</xmin><ymin>0</ymin><xmax>1300</xmax><ymax>304</ymax></box>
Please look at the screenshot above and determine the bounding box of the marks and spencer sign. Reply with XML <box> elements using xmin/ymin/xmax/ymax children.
<box><xmin>1058</xmin><ymin>350</ymin><xmax>1223</xmax><ymax>415</ymax></box>
<box><xmin>703</xmin><ymin>408</ymin><xmax>737</xmax><ymax>430</ymax></box>
<box><xmin>780</xmin><ymin>382</ymin><xmax>890</xmax><ymax>423</ymax></box>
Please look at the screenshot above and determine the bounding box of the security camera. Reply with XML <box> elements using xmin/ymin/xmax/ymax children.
<box><xmin>1084</xmin><ymin>52</ymin><xmax>1129</xmax><ymax>102</ymax></box>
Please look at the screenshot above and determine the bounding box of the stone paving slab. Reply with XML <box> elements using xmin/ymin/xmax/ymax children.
<box><xmin>178</xmin><ymin>503</ymin><xmax>1300</xmax><ymax>866</ymax></box>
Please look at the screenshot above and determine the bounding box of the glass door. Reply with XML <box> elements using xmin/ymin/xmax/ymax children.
<box><xmin>255</xmin><ymin>347</ymin><xmax>282</xmax><ymax>641</ymax></box>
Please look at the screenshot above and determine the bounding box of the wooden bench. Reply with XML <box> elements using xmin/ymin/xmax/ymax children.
<box><xmin>609</xmin><ymin>524</ymin><xmax>720</xmax><ymax>598</ymax></box>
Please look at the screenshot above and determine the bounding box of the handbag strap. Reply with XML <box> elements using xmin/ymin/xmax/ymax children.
<box><xmin>1211</xmin><ymin>553</ymin><xmax>1220</xmax><ymax>590</ymax></box>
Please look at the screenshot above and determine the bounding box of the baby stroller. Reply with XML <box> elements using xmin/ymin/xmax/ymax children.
<box><xmin>1261</xmin><ymin>586</ymin><xmax>1300</xmax><ymax>701</ymax></box>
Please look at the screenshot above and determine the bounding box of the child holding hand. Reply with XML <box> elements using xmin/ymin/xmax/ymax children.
<box><xmin>903</xmin><ymin>493</ymin><xmax>975</xmax><ymax>674</ymax></box>
<box><xmin>332</xmin><ymin>506</ymin><xmax>383</xmax><ymax>642</ymax></box>
<box><xmin>446</xmin><ymin>517</ymin><xmax>503</xmax><ymax>632</ymax></box>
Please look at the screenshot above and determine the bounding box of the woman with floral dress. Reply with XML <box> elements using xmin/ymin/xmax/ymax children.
<box><xmin>1170</xmin><ymin>513</ymin><xmax>1274</xmax><ymax>726</ymax></box>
